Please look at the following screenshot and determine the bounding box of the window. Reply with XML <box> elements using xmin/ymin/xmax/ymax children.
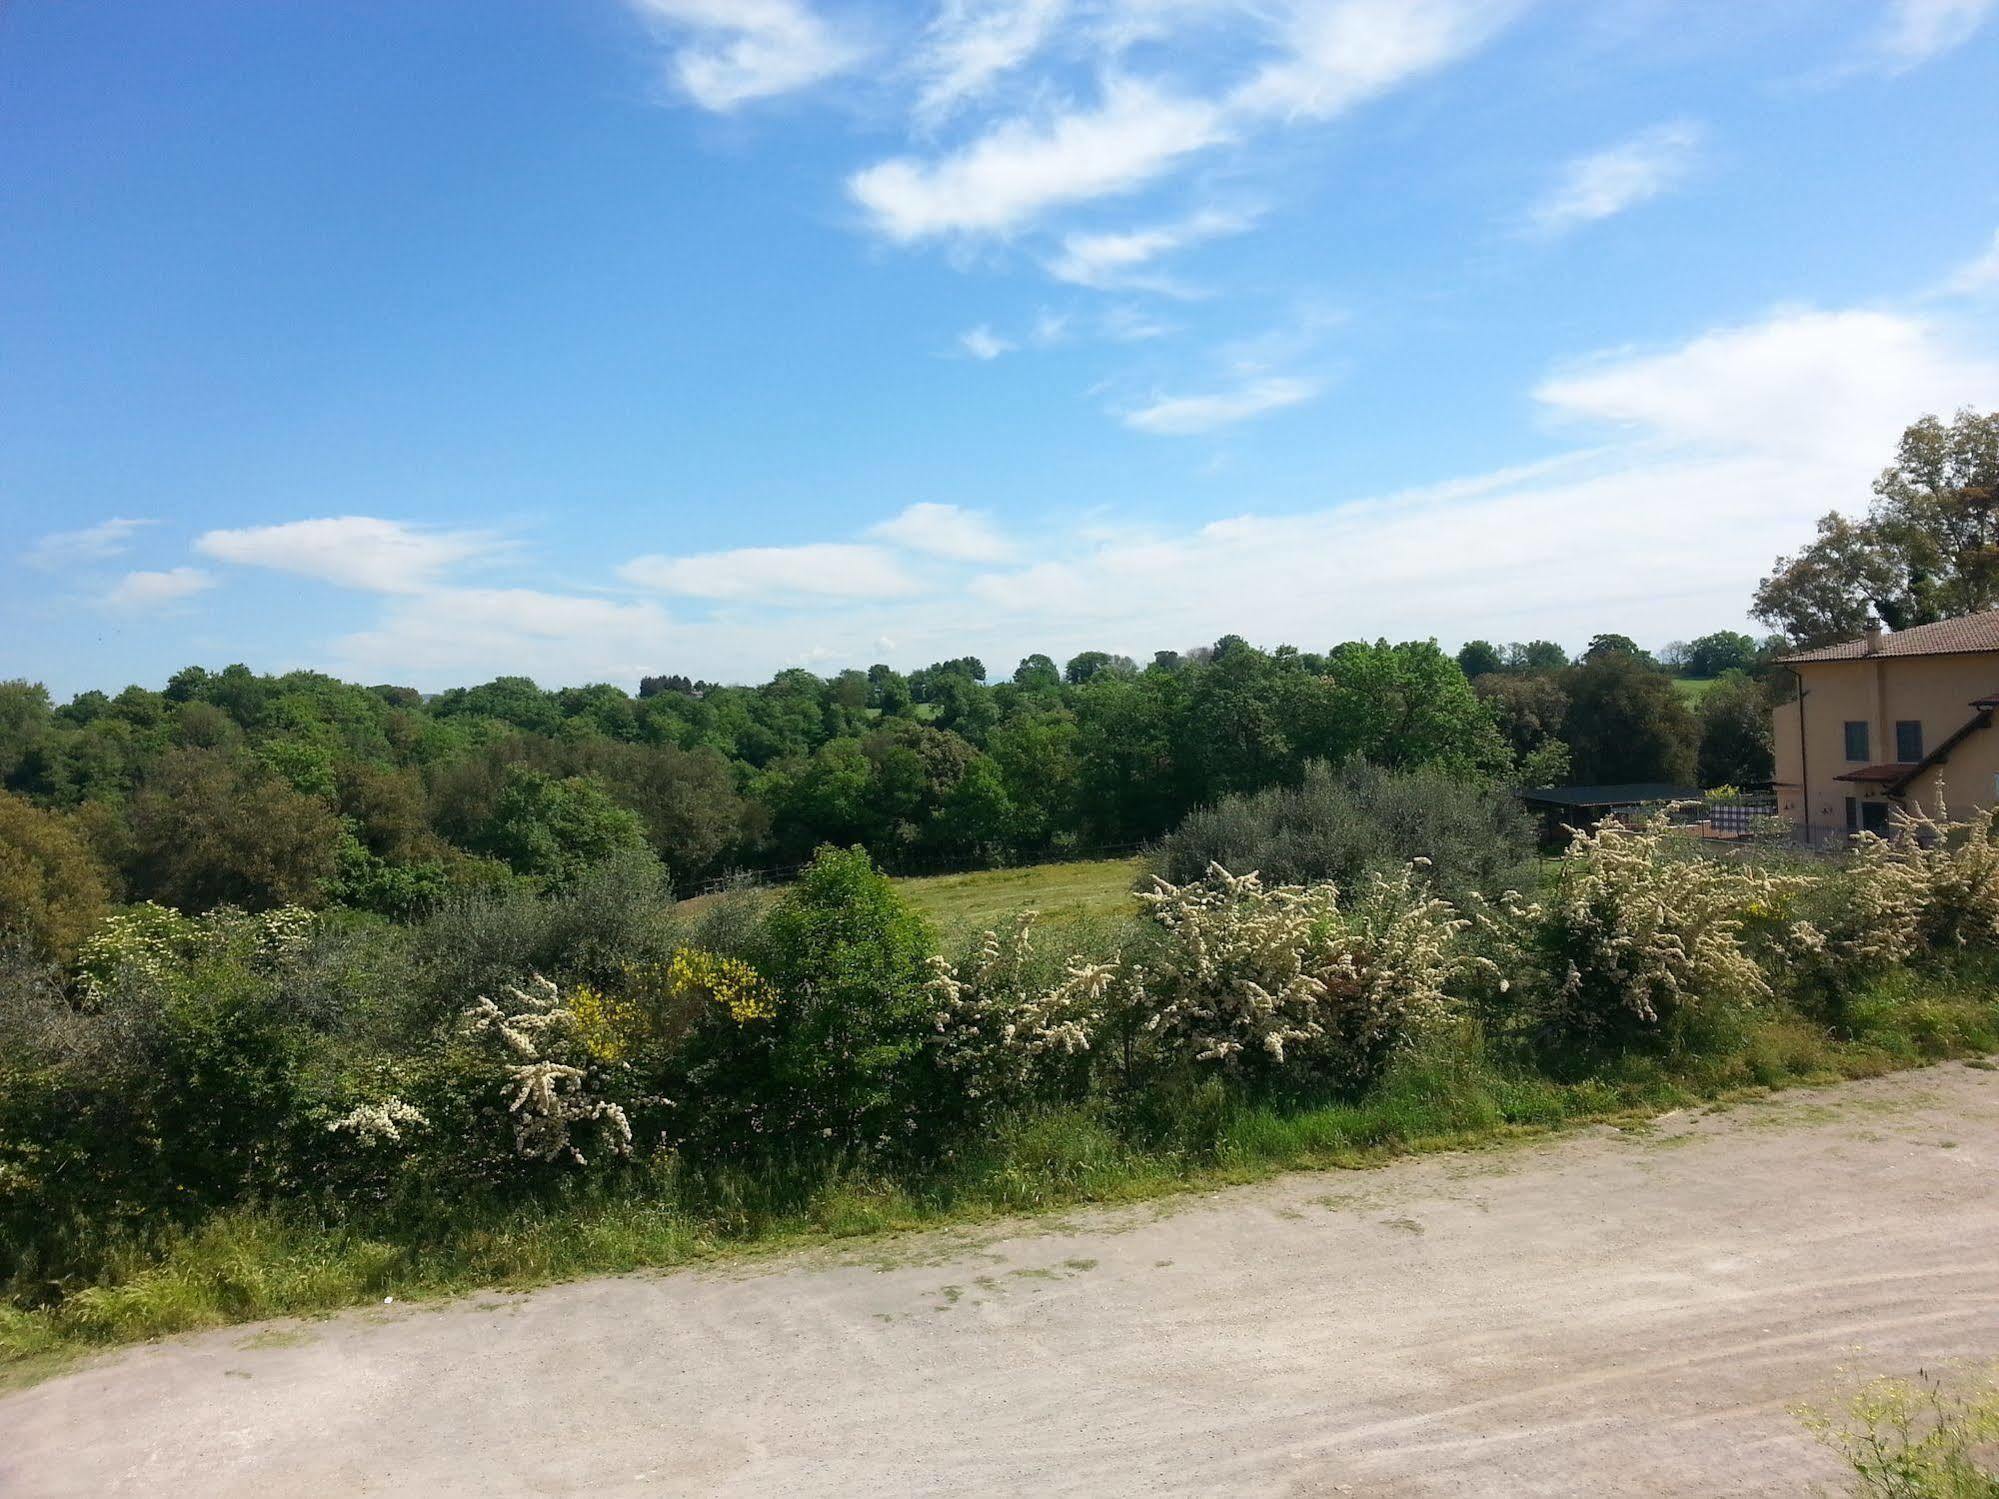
<box><xmin>1895</xmin><ymin>720</ymin><xmax>1923</xmax><ymax>761</ymax></box>
<box><xmin>1843</xmin><ymin>721</ymin><xmax>1870</xmax><ymax>762</ymax></box>
<box><xmin>1845</xmin><ymin>796</ymin><xmax>1859</xmax><ymax>831</ymax></box>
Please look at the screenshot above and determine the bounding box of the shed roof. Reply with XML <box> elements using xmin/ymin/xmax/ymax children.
<box><xmin>1518</xmin><ymin>784</ymin><xmax>1700</xmax><ymax>809</ymax></box>
<box><xmin>1779</xmin><ymin>610</ymin><xmax>1999</xmax><ymax>664</ymax></box>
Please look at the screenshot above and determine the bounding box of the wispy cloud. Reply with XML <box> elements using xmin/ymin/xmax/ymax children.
<box><xmin>620</xmin><ymin>542</ymin><xmax>922</xmax><ymax>601</ymax></box>
<box><xmin>1873</xmin><ymin>0</ymin><xmax>1995</xmax><ymax>69</ymax></box>
<box><xmin>196</xmin><ymin>516</ymin><xmax>502</xmax><ymax>593</ymax></box>
<box><xmin>104</xmin><ymin>567</ymin><xmax>215</xmax><ymax>610</ymax></box>
<box><xmin>28</xmin><ymin>516</ymin><xmax>153</xmax><ymax>569</ymax></box>
<box><xmin>958</xmin><ymin>324</ymin><xmax>1016</xmax><ymax>359</ymax></box>
<box><xmin>1533</xmin><ymin>307</ymin><xmax>1997</xmax><ymax>473</ymax></box>
<box><xmin>913</xmin><ymin>0</ymin><xmax>1068</xmax><ymax>125</ymax></box>
<box><xmin>849</xmin><ymin>78</ymin><xmax>1229</xmax><ymax>241</ymax></box>
<box><xmin>1526</xmin><ymin>120</ymin><xmax>1704</xmax><ymax>237</ymax></box>
<box><xmin>1942</xmin><ymin>229</ymin><xmax>1999</xmax><ymax>296</ymax></box>
<box><xmin>870</xmin><ymin>502</ymin><xmax>1017</xmax><ymax>562</ymax></box>
<box><xmin>1045</xmin><ymin>207</ymin><xmax>1256</xmax><ymax>291</ymax></box>
<box><xmin>625</xmin><ymin>0</ymin><xmax>862</xmax><ymax>111</ymax></box>
<box><xmin>1122</xmin><ymin>374</ymin><xmax>1320</xmax><ymax>434</ymax></box>
<box><xmin>1230</xmin><ymin>0</ymin><xmax>1524</xmax><ymax>122</ymax></box>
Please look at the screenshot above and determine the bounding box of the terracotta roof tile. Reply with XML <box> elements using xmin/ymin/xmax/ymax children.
<box><xmin>1778</xmin><ymin>610</ymin><xmax>1999</xmax><ymax>663</ymax></box>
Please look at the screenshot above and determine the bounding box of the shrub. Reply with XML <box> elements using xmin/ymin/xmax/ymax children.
<box><xmin>926</xmin><ymin>914</ymin><xmax>1117</xmax><ymax>1118</ymax></box>
<box><xmin>678</xmin><ymin>846</ymin><xmax>936</xmax><ymax>1155</ymax></box>
<box><xmin>1477</xmin><ymin>813</ymin><xmax>1801</xmax><ymax>1053</ymax></box>
<box><xmin>1158</xmin><ymin>758</ymin><xmax>1532</xmax><ymax>901</ymax></box>
<box><xmin>0</xmin><ymin>792</ymin><xmax>110</xmax><ymax>963</ymax></box>
<box><xmin>1798</xmin><ymin>1365</ymin><xmax>1999</xmax><ymax>1498</ymax></box>
<box><xmin>1128</xmin><ymin>863</ymin><xmax>1477</xmax><ymax>1090</ymax></box>
<box><xmin>461</xmin><ymin>976</ymin><xmax>642</xmax><ymax>1167</ymax></box>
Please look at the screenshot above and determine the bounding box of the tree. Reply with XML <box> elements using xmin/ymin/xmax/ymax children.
<box><xmin>0</xmin><ymin>790</ymin><xmax>110</xmax><ymax>960</ymax></box>
<box><xmin>1560</xmin><ymin>656</ymin><xmax>1698</xmax><ymax>786</ymax></box>
<box><xmin>1064</xmin><ymin>650</ymin><xmax>1132</xmax><ymax>685</ymax></box>
<box><xmin>1696</xmin><ymin>674</ymin><xmax>1775</xmax><ymax>787</ymax></box>
<box><xmin>1320</xmin><ymin>640</ymin><xmax>1509</xmax><ymax>775</ymax></box>
<box><xmin>1582</xmin><ymin>633</ymin><xmax>1654</xmax><ymax>665</ymax></box>
<box><xmin>476</xmin><ymin>768</ymin><xmax>651</xmax><ymax>890</ymax></box>
<box><xmin>1754</xmin><ymin>409</ymin><xmax>1999</xmax><ymax>647</ymax></box>
<box><xmin>1456</xmin><ymin>641</ymin><xmax>1503</xmax><ymax>679</ymax></box>
<box><xmin>1475</xmin><ymin>673</ymin><xmax>1569</xmax><ymax>762</ymax></box>
<box><xmin>127</xmin><ymin>748</ymin><xmax>343</xmax><ymax>911</ymax></box>
<box><xmin>1505</xmin><ymin>640</ymin><xmax>1570</xmax><ymax>672</ymax></box>
<box><xmin>1683</xmin><ymin>630</ymin><xmax>1758</xmax><ymax>678</ymax></box>
<box><xmin>1012</xmin><ymin>654</ymin><xmax>1061</xmax><ymax>690</ymax></box>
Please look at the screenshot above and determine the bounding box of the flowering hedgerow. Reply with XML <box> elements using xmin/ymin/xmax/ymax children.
<box><xmin>1130</xmin><ymin>862</ymin><xmax>1477</xmax><ymax>1087</ymax></box>
<box><xmin>462</xmin><ymin>975</ymin><xmax>640</xmax><ymax>1166</ymax></box>
<box><xmin>1476</xmin><ymin>812</ymin><xmax>1805</xmax><ymax>1049</ymax></box>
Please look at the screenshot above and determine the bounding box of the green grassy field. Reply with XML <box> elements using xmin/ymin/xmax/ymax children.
<box><xmin>1673</xmin><ymin>676</ymin><xmax>1723</xmax><ymax>704</ymax></box>
<box><xmin>895</xmin><ymin>856</ymin><xmax>1152</xmax><ymax>934</ymax></box>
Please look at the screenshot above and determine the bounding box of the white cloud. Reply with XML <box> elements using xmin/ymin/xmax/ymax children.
<box><xmin>333</xmin><ymin>588</ymin><xmax>680</xmax><ymax>687</ymax></box>
<box><xmin>625</xmin><ymin>0</ymin><xmax>861</xmax><ymax>111</ymax></box>
<box><xmin>1533</xmin><ymin>307</ymin><xmax>1999</xmax><ymax>473</ymax></box>
<box><xmin>870</xmin><ymin>502</ymin><xmax>1017</xmax><ymax>562</ymax></box>
<box><xmin>959</xmin><ymin>324</ymin><xmax>1016</xmax><ymax>359</ymax></box>
<box><xmin>1045</xmin><ymin>207</ymin><xmax>1254</xmax><ymax>290</ymax></box>
<box><xmin>914</xmin><ymin>0</ymin><xmax>1069</xmax><ymax>124</ymax></box>
<box><xmin>196</xmin><ymin>516</ymin><xmax>501</xmax><ymax>593</ymax></box>
<box><xmin>1230</xmin><ymin>0</ymin><xmax>1522</xmax><ymax>122</ymax></box>
<box><xmin>1873</xmin><ymin>0</ymin><xmax>1995</xmax><ymax>68</ymax></box>
<box><xmin>619</xmin><ymin>542</ymin><xmax>922</xmax><ymax>600</ymax></box>
<box><xmin>28</xmin><ymin>516</ymin><xmax>153</xmax><ymax>568</ymax></box>
<box><xmin>848</xmin><ymin>78</ymin><xmax>1229</xmax><ymax>241</ymax></box>
<box><xmin>104</xmin><ymin>567</ymin><xmax>215</xmax><ymax>610</ymax></box>
<box><xmin>1944</xmin><ymin>229</ymin><xmax>1999</xmax><ymax>295</ymax></box>
<box><xmin>1122</xmin><ymin>375</ymin><xmax>1320</xmax><ymax>434</ymax></box>
<box><xmin>1527</xmin><ymin>120</ymin><xmax>1704</xmax><ymax>237</ymax></box>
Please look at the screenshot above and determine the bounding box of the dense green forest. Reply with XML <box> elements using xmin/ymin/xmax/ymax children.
<box><xmin>0</xmin><ymin>629</ymin><xmax>1778</xmax><ymax>926</ymax></box>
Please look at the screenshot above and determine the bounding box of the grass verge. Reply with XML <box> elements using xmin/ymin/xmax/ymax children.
<box><xmin>3</xmin><ymin>967</ymin><xmax>1995</xmax><ymax>1390</ymax></box>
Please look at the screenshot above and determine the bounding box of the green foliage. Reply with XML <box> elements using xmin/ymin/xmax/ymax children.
<box><xmin>1799</xmin><ymin>1365</ymin><xmax>1999</xmax><ymax>1498</ymax></box>
<box><xmin>0</xmin><ymin>791</ymin><xmax>109</xmax><ymax>962</ymax></box>
<box><xmin>1561</xmin><ymin>653</ymin><xmax>1699</xmax><ymax>785</ymax></box>
<box><xmin>127</xmin><ymin>748</ymin><xmax>343</xmax><ymax>912</ymax></box>
<box><xmin>1696</xmin><ymin>672</ymin><xmax>1776</xmax><ymax>787</ymax></box>
<box><xmin>476</xmin><ymin>768</ymin><xmax>653</xmax><ymax>891</ymax></box>
<box><xmin>1158</xmin><ymin>758</ymin><xmax>1534</xmax><ymax>901</ymax></box>
<box><xmin>1756</xmin><ymin>408</ymin><xmax>1999</xmax><ymax>647</ymax></box>
<box><xmin>681</xmin><ymin>847</ymin><xmax>937</xmax><ymax>1154</ymax></box>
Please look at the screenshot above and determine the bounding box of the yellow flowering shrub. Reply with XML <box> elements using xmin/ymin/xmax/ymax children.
<box><xmin>666</xmin><ymin>948</ymin><xmax>777</xmax><ymax>1024</ymax></box>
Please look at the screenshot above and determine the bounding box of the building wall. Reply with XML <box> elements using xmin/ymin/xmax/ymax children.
<box><xmin>1772</xmin><ymin>651</ymin><xmax>1999</xmax><ymax>834</ymax></box>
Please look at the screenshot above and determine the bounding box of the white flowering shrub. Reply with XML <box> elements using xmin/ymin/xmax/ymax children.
<box><xmin>1479</xmin><ymin>813</ymin><xmax>1804</xmax><ymax>1050</ymax></box>
<box><xmin>326</xmin><ymin>1097</ymin><xmax>428</xmax><ymax>1148</ymax></box>
<box><xmin>926</xmin><ymin>914</ymin><xmax>1119</xmax><ymax>1107</ymax></box>
<box><xmin>462</xmin><ymin>975</ymin><xmax>638</xmax><ymax>1166</ymax></box>
<box><xmin>1128</xmin><ymin>862</ymin><xmax>1476</xmax><ymax>1088</ymax></box>
<box><xmin>1881</xmin><ymin>796</ymin><xmax>1999</xmax><ymax>951</ymax></box>
<box><xmin>74</xmin><ymin>901</ymin><xmax>313</xmax><ymax>1004</ymax></box>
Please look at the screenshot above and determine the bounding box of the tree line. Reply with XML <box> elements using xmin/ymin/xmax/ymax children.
<box><xmin>1</xmin><ymin>623</ymin><xmax>1777</xmax><ymax>926</ymax></box>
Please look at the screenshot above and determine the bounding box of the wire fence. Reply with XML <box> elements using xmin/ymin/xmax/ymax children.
<box><xmin>682</xmin><ymin>842</ymin><xmax>1152</xmax><ymax>900</ymax></box>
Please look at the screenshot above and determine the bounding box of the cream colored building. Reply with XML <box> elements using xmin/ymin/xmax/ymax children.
<box><xmin>1773</xmin><ymin>611</ymin><xmax>1999</xmax><ymax>842</ymax></box>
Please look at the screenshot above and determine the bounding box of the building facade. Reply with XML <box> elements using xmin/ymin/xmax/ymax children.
<box><xmin>1773</xmin><ymin>612</ymin><xmax>1999</xmax><ymax>841</ymax></box>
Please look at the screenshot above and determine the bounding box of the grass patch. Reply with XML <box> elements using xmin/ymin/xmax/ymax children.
<box><xmin>5</xmin><ymin>966</ymin><xmax>1994</xmax><ymax>1387</ymax></box>
<box><xmin>893</xmin><ymin>856</ymin><xmax>1150</xmax><ymax>935</ymax></box>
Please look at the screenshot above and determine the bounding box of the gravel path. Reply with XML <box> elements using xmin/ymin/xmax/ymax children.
<box><xmin>6</xmin><ymin>1061</ymin><xmax>1999</xmax><ymax>1497</ymax></box>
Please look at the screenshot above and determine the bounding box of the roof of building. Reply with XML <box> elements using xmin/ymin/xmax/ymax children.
<box><xmin>1517</xmin><ymin>784</ymin><xmax>1701</xmax><ymax>809</ymax></box>
<box><xmin>1834</xmin><ymin>763</ymin><xmax>1918</xmax><ymax>784</ymax></box>
<box><xmin>1779</xmin><ymin>610</ymin><xmax>1999</xmax><ymax>664</ymax></box>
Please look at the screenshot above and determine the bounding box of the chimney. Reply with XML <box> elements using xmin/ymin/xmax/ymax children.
<box><xmin>1864</xmin><ymin>620</ymin><xmax>1885</xmax><ymax>655</ymax></box>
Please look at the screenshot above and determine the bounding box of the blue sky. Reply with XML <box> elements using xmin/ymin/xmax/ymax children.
<box><xmin>4</xmin><ymin>0</ymin><xmax>1999</xmax><ymax>698</ymax></box>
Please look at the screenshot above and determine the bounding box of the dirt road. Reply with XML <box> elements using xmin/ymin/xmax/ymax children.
<box><xmin>6</xmin><ymin>1062</ymin><xmax>1999</xmax><ymax>1497</ymax></box>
